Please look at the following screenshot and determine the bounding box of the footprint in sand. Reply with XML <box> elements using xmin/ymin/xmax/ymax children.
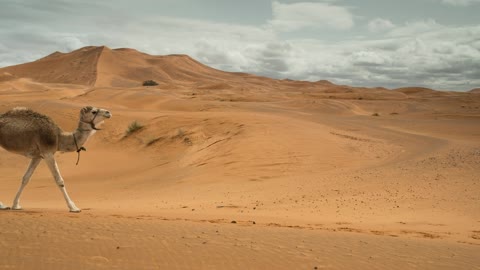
<box><xmin>88</xmin><ymin>256</ymin><xmax>110</xmax><ymax>265</ymax></box>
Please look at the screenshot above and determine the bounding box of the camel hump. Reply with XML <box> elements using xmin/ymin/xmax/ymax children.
<box><xmin>1</xmin><ymin>108</ymin><xmax>57</xmax><ymax>126</ymax></box>
<box><xmin>0</xmin><ymin>107</ymin><xmax>60</xmax><ymax>140</ymax></box>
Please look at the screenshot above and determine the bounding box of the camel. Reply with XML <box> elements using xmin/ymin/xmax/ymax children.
<box><xmin>0</xmin><ymin>106</ymin><xmax>111</xmax><ymax>212</ymax></box>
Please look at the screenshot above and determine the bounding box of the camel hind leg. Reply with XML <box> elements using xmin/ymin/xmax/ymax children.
<box><xmin>44</xmin><ymin>153</ymin><xmax>81</xmax><ymax>213</ymax></box>
<box><xmin>11</xmin><ymin>157</ymin><xmax>42</xmax><ymax>210</ymax></box>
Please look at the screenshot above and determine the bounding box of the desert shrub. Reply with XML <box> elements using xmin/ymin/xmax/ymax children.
<box><xmin>142</xmin><ymin>80</ymin><xmax>159</xmax><ymax>86</ymax></box>
<box><xmin>169</xmin><ymin>128</ymin><xmax>192</xmax><ymax>145</ymax></box>
<box><xmin>372</xmin><ymin>113</ymin><xmax>380</xmax><ymax>116</ymax></box>
<box><xmin>183</xmin><ymin>137</ymin><xmax>192</xmax><ymax>145</ymax></box>
<box><xmin>125</xmin><ymin>121</ymin><xmax>144</xmax><ymax>136</ymax></box>
<box><xmin>172</xmin><ymin>128</ymin><xmax>184</xmax><ymax>139</ymax></box>
<box><xmin>146</xmin><ymin>137</ymin><xmax>162</xmax><ymax>146</ymax></box>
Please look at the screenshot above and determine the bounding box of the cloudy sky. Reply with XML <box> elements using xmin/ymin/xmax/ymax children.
<box><xmin>1</xmin><ymin>0</ymin><xmax>479</xmax><ymax>91</ymax></box>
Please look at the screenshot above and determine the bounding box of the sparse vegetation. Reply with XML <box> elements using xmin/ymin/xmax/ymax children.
<box><xmin>173</xmin><ymin>128</ymin><xmax>185</xmax><ymax>139</ymax></box>
<box><xmin>170</xmin><ymin>128</ymin><xmax>193</xmax><ymax>145</ymax></box>
<box><xmin>183</xmin><ymin>137</ymin><xmax>192</xmax><ymax>145</ymax></box>
<box><xmin>372</xmin><ymin>113</ymin><xmax>380</xmax><ymax>116</ymax></box>
<box><xmin>125</xmin><ymin>121</ymin><xmax>144</xmax><ymax>136</ymax></box>
<box><xmin>146</xmin><ymin>137</ymin><xmax>162</xmax><ymax>146</ymax></box>
<box><xmin>142</xmin><ymin>80</ymin><xmax>159</xmax><ymax>86</ymax></box>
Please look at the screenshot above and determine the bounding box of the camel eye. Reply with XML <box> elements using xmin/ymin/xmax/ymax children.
<box><xmin>92</xmin><ymin>110</ymin><xmax>98</xmax><ymax>115</ymax></box>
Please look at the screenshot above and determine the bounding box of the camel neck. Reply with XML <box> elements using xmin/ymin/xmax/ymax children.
<box><xmin>77</xmin><ymin>121</ymin><xmax>95</xmax><ymax>132</ymax></box>
<box><xmin>58</xmin><ymin>126</ymin><xmax>95</xmax><ymax>153</ymax></box>
<box><xmin>72</xmin><ymin>128</ymin><xmax>95</xmax><ymax>146</ymax></box>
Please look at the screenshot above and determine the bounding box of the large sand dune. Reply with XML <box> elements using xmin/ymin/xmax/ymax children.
<box><xmin>1</xmin><ymin>46</ymin><xmax>479</xmax><ymax>269</ymax></box>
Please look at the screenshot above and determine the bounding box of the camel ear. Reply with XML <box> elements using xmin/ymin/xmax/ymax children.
<box><xmin>81</xmin><ymin>106</ymin><xmax>93</xmax><ymax>114</ymax></box>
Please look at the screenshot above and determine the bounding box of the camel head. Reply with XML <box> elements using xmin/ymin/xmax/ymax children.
<box><xmin>79</xmin><ymin>106</ymin><xmax>111</xmax><ymax>130</ymax></box>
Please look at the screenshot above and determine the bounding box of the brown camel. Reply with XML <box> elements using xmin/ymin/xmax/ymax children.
<box><xmin>0</xmin><ymin>106</ymin><xmax>111</xmax><ymax>212</ymax></box>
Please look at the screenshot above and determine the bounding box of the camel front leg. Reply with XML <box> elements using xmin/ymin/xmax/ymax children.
<box><xmin>44</xmin><ymin>154</ymin><xmax>81</xmax><ymax>213</ymax></box>
<box><xmin>0</xmin><ymin>202</ymin><xmax>8</xmax><ymax>210</ymax></box>
<box><xmin>12</xmin><ymin>157</ymin><xmax>42</xmax><ymax>210</ymax></box>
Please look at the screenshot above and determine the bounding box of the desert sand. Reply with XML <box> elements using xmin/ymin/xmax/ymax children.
<box><xmin>0</xmin><ymin>46</ymin><xmax>479</xmax><ymax>269</ymax></box>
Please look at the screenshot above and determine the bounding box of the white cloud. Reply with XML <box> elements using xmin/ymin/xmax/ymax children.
<box><xmin>387</xmin><ymin>19</ymin><xmax>442</xmax><ymax>37</ymax></box>
<box><xmin>269</xmin><ymin>1</ymin><xmax>354</xmax><ymax>31</ymax></box>
<box><xmin>440</xmin><ymin>0</ymin><xmax>480</xmax><ymax>6</ymax></box>
<box><xmin>59</xmin><ymin>36</ymin><xmax>87</xmax><ymax>51</ymax></box>
<box><xmin>368</xmin><ymin>18</ymin><xmax>395</xmax><ymax>33</ymax></box>
<box><xmin>194</xmin><ymin>41</ymin><xmax>251</xmax><ymax>71</ymax></box>
<box><xmin>350</xmin><ymin>50</ymin><xmax>392</xmax><ymax>66</ymax></box>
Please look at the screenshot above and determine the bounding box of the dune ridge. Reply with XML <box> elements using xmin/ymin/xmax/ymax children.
<box><xmin>2</xmin><ymin>45</ymin><xmax>463</xmax><ymax>99</ymax></box>
<box><xmin>0</xmin><ymin>46</ymin><xmax>479</xmax><ymax>269</ymax></box>
<box><xmin>0</xmin><ymin>46</ymin><xmax>253</xmax><ymax>88</ymax></box>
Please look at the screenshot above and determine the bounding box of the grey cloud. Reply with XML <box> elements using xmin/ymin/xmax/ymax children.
<box><xmin>269</xmin><ymin>1</ymin><xmax>354</xmax><ymax>31</ymax></box>
<box><xmin>350</xmin><ymin>51</ymin><xmax>392</xmax><ymax>67</ymax></box>
<box><xmin>1</xmin><ymin>0</ymin><xmax>479</xmax><ymax>91</ymax></box>
<box><xmin>247</xmin><ymin>42</ymin><xmax>293</xmax><ymax>76</ymax></box>
<box><xmin>283</xmin><ymin>23</ymin><xmax>480</xmax><ymax>90</ymax></box>
<box><xmin>368</xmin><ymin>18</ymin><xmax>395</xmax><ymax>33</ymax></box>
<box><xmin>439</xmin><ymin>0</ymin><xmax>480</xmax><ymax>6</ymax></box>
<box><xmin>194</xmin><ymin>39</ymin><xmax>293</xmax><ymax>78</ymax></box>
<box><xmin>194</xmin><ymin>41</ymin><xmax>240</xmax><ymax>71</ymax></box>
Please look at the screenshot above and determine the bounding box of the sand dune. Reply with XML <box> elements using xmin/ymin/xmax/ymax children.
<box><xmin>0</xmin><ymin>46</ymin><xmax>251</xmax><ymax>88</ymax></box>
<box><xmin>0</xmin><ymin>47</ymin><xmax>101</xmax><ymax>86</ymax></box>
<box><xmin>0</xmin><ymin>46</ymin><xmax>479</xmax><ymax>269</ymax></box>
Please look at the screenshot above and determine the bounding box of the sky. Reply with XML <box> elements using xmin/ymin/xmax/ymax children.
<box><xmin>1</xmin><ymin>0</ymin><xmax>479</xmax><ymax>91</ymax></box>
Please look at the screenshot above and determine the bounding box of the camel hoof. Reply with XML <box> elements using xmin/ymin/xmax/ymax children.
<box><xmin>11</xmin><ymin>206</ymin><xmax>23</xmax><ymax>210</ymax></box>
<box><xmin>69</xmin><ymin>208</ymin><xmax>82</xmax><ymax>213</ymax></box>
<box><xmin>0</xmin><ymin>202</ymin><xmax>10</xmax><ymax>210</ymax></box>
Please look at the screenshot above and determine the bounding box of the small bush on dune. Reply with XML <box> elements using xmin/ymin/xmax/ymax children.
<box><xmin>142</xmin><ymin>80</ymin><xmax>159</xmax><ymax>86</ymax></box>
<box><xmin>146</xmin><ymin>137</ymin><xmax>162</xmax><ymax>146</ymax></box>
<box><xmin>125</xmin><ymin>121</ymin><xmax>144</xmax><ymax>136</ymax></box>
<box><xmin>175</xmin><ymin>128</ymin><xmax>185</xmax><ymax>138</ymax></box>
<box><xmin>170</xmin><ymin>128</ymin><xmax>192</xmax><ymax>145</ymax></box>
